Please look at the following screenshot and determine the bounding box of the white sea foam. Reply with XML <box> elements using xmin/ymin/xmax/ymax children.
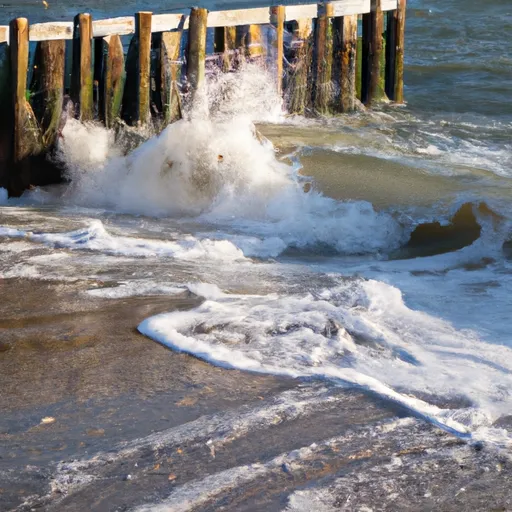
<box><xmin>50</xmin><ymin>67</ymin><xmax>406</xmax><ymax>258</ymax></box>
<box><xmin>139</xmin><ymin>278</ymin><xmax>512</xmax><ymax>445</ymax></box>
<box><xmin>0</xmin><ymin>220</ymin><xmax>248</xmax><ymax>261</ymax></box>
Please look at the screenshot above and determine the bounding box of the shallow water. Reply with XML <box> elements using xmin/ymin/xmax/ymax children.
<box><xmin>1</xmin><ymin>0</ymin><xmax>512</xmax><ymax>510</ymax></box>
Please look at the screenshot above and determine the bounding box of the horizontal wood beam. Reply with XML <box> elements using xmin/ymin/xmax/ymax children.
<box><xmin>0</xmin><ymin>1</ymin><xmax>399</xmax><ymax>44</ymax></box>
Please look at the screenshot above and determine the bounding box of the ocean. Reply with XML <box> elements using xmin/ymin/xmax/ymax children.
<box><xmin>1</xmin><ymin>0</ymin><xmax>511</xmax><ymax>510</ymax></box>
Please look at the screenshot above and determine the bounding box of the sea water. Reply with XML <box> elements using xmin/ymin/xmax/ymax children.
<box><xmin>0</xmin><ymin>0</ymin><xmax>512</xmax><ymax>508</ymax></box>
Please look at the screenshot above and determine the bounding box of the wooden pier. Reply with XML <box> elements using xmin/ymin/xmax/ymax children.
<box><xmin>0</xmin><ymin>0</ymin><xmax>406</xmax><ymax>196</ymax></box>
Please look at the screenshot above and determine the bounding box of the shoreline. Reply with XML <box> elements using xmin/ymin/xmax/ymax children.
<box><xmin>1</xmin><ymin>278</ymin><xmax>511</xmax><ymax>510</ymax></box>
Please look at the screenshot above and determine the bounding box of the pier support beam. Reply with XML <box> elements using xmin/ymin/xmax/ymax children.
<box><xmin>246</xmin><ymin>25</ymin><xmax>265</xmax><ymax>58</ymax></box>
<box><xmin>270</xmin><ymin>6</ymin><xmax>285</xmax><ymax>95</ymax></box>
<box><xmin>10</xmin><ymin>19</ymin><xmax>43</xmax><ymax>175</ymax></box>
<box><xmin>154</xmin><ymin>31</ymin><xmax>182</xmax><ymax>127</ymax></box>
<box><xmin>187</xmin><ymin>7</ymin><xmax>208</xmax><ymax>98</ymax></box>
<box><xmin>71</xmin><ymin>13</ymin><xmax>93</xmax><ymax>121</ymax></box>
<box><xmin>362</xmin><ymin>0</ymin><xmax>385</xmax><ymax>105</ymax></box>
<box><xmin>286</xmin><ymin>20</ymin><xmax>313</xmax><ymax>115</ymax></box>
<box><xmin>214</xmin><ymin>26</ymin><xmax>236</xmax><ymax>71</ymax></box>
<box><xmin>136</xmin><ymin>12</ymin><xmax>152</xmax><ymax>125</ymax></box>
<box><xmin>394</xmin><ymin>0</ymin><xmax>406</xmax><ymax>103</ymax></box>
<box><xmin>314</xmin><ymin>2</ymin><xmax>334</xmax><ymax>114</ymax></box>
<box><xmin>333</xmin><ymin>14</ymin><xmax>357</xmax><ymax>113</ymax></box>
<box><xmin>122</xmin><ymin>12</ymin><xmax>152</xmax><ymax>126</ymax></box>
<box><xmin>99</xmin><ymin>35</ymin><xmax>125</xmax><ymax>128</ymax></box>
<box><xmin>31</xmin><ymin>40</ymin><xmax>66</xmax><ymax>148</ymax></box>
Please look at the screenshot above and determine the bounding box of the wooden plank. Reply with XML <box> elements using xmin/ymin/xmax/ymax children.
<box><xmin>0</xmin><ymin>2</ymin><xmax>399</xmax><ymax>44</ymax></box>
<box><xmin>99</xmin><ymin>35</ymin><xmax>125</xmax><ymax>128</ymax></box>
<box><xmin>333</xmin><ymin>0</ymin><xmax>370</xmax><ymax>16</ymax></box>
<box><xmin>31</xmin><ymin>40</ymin><xmax>66</xmax><ymax>147</ymax></box>
<box><xmin>71</xmin><ymin>13</ymin><xmax>93</xmax><ymax>121</ymax></box>
<box><xmin>285</xmin><ymin>5</ymin><xmax>317</xmax><ymax>22</ymax></box>
<box><xmin>208</xmin><ymin>8</ymin><xmax>269</xmax><ymax>28</ymax></box>
<box><xmin>187</xmin><ymin>8</ymin><xmax>208</xmax><ymax>97</ymax></box>
<box><xmin>30</xmin><ymin>22</ymin><xmax>73</xmax><ymax>41</ymax></box>
<box><xmin>94</xmin><ymin>17</ymin><xmax>134</xmax><ymax>37</ymax></box>
<box><xmin>313</xmin><ymin>3</ymin><xmax>334</xmax><ymax>113</ymax></box>
<box><xmin>152</xmin><ymin>14</ymin><xmax>188</xmax><ymax>32</ymax></box>
<box><xmin>382</xmin><ymin>0</ymin><xmax>398</xmax><ymax>11</ymax></box>
<box><xmin>270</xmin><ymin>6</ymin><xmax>285</xmax><ymax>95</ymax></box>
<box><xmin>0</xmin><ymin>26</ymin><xmax>8</xmax><ymax>44</ymax></box>
<box><xmin>135</xmin><ymin>12</ymin><xmax>152</xmax><ymax>125</ymax></box>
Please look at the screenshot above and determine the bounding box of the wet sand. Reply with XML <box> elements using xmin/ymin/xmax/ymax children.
<box><xmin>1</xmin><ymin>279</ymin><xmax>511</xmax><ymax>511</ymax></box>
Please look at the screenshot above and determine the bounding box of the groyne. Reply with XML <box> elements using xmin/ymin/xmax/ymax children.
<box><xmin>0</xmin><ymin>0</ymin><xmax>406</xmax><ymax>196</ymax></box>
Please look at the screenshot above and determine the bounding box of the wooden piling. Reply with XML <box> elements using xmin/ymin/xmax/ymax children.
<box><xmin>31</xmin><ymin>40</ymin><xmax>66</xmax><ymax>147</ymax></box>
<box><xmin>286</xmin><ymin>19</ymin><xmax>313</xmax><ymax>115</ymax></box>
<box><xmin>394</xmin><ymin>0</ymin><xmax>406</xmax><ymax>103</ymax></box>
<box><xmin>246</xmin><ymin>25</ymin><xmax>265</xmax><ymax>58</ymax></box>
<box><xmin>187</xmin><ymin>7</ymin><xmax>208</xmax><ymax>97</ymax></box>
<box><xmin>153</xmin><ymin>31</ymin><xmax>183</xmax><ymax>127</ymax></box>
<box><xmin>71</xmin><ymin>13</ymin><xmax>93</xmax><ymax>121</ymax></box>
<box><xmin>333</xmin><ymin>14</ymin><xmax>357</xmax><ymax>113</ymax></box>
<box><xmin>314</xmin><ymin>2</ymin><xmax>334</xmax><ymax>114</ymax></box>
<box><xmin>363</xmin><ymin>0</ymin><xmax>385</xmax><ymax>105</ymax></box>
<box><xmin>0</xmin><ymin>43</ymin><xmax>11</xmax><ymax>184</ymax></box>
<box><xmin>137</xmin><ymin>12</ymin><xmax>152</xmax><ymax>125</ymax></box>
<box><xmin>121</xmin><ymin>12</ymin><xmax>152</xmax><ymax>126</ymax></box>
<box><xmin>269</xmin><ymin>6</ymin><xmax>285</xmax><ymax>95</ymax></box>
<box><xmin>10</xmin><ymin>19</ymin><xmax>43</xmax><ymax>165</ymax></box>
<box><xmin>99</xmin><ymin>35</ymin><xmax>125</xmax><ymax>128</ymax></box>
<box><xmin>214</xmin><ymin>26</ymin><xmax>236</xmax><ymax>70</ymax></box>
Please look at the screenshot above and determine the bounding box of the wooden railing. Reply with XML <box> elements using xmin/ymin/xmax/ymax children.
<box><xmin>0</xmin><ymin>0</ymin><xmax>406</xmax><ymax>196</ymax></box>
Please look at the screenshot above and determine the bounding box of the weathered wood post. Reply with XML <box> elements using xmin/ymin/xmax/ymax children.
<box><xmin>31</xmin><ymin>40</ymin><xmax>66</xmax><ymax>148</ymax></box>
<box><xmin>313</xmin><ymin>2</ymin><xmax>334</xmax><ymax>114</ymax></box>
<box><xmin>246</xmin><ymin>25</ymin><xmax>265</xmax><ymax>58</ymax></box>
<box><xmin>187</xmin><ymin>7</ymin><xmax>208</xmax><ymax>98</ymax></box>
<box><xmin>99</xmin><ymin>35</ymin><xmax>125</xmax><ymax>128</ymax></box>
<box><xmin>333</xmin><ymin>14</ymin><xmax>357</xmax><ymax>112</ymax></box>
<box><xmin>214</xmin><ymin>26</ymin><xmax>236</xmax><ymax>70</ymax></box>
<box><xmin>71</xmin><ymin>13</ymin><xmax>93</xmax><ymax>121</ymax></box>
<box><xmin>10</xmin><ymin>18</ymin><xmax>43</xmax><ymax>193</ymax></box>
<box><xmin>0</xmin><ymin>43</ymin><xmax>11</xmax><ymax>187</ymax></box>
<box><xmin>270</xmin><ymin>6</ymin><xmax>285</xmax><ymax>95</ymax></box>
<box><xmin>385</xmin><ymin>8</ymin><xmax>396</xmax><ymax>100</ymax></box>
<box><xmin>136</xmin><ymin>12</ymin><xmax>152</xmax><ymax>125</ymax></box>
<box><xmin>362</xmin><ymin>0</ymin><xmax>385</xmax><ymax>105</ymax></box>
<box><xmin>286</xmin><ymin>19</ymin><xmax>313</xmax><ymax>115</ymax></box>
<box><xmin>394</xmin><ymin>0</ymin><xmax>406</xmax><ymax>103</ymax></box>
<box><xmin>153</xmin><ymin>31</ymin><xmax>183</xmax><ymax>127</ymax></box>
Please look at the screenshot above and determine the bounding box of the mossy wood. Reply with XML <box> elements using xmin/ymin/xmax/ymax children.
<box><xmin>153</xmin><ymin>31</ymin><xmax>182</xmax><ymax>127</ymax></box>
<box><xmin>99</xmin><ymin>34</ymin><xmax>125</xmax><ymax>128</ymax></box>
<box><xmin>135</xmin><ymin>12</ymin><xmax>152</xmax><ymax>125</ymax></box>
<box><xmin>313</xmin><ymin>3</ymin><xmax>334</xmax><ymax>114</ymax></box>
<box><xmin>394</xmin><ymin>0</ymin><xmax>406</xmax><ymax>103</ymax></box>
<box><xmin>270</xmin><ymin>6</ymin><xmax>285</xmax><ymax>95</ymax></box>
<box><xmin>31</xmin><ymin>40</ymin><xmax>65</xmax><ymax>148</ymax></box>
<box><xmin>214</xmin><ymin>26</ymin><xmax>236</xmax><ymax>70</ymax></box>
<box><xmin>71</xmin><ymin>13</ymin><xmax>93</xmax><ymax>121</ymax></box>
<box><xmin>10</xmin><ymin>19</ymin><xmax>43</xmax><ymax>165</ymax></box>
<box><xmin>333</xmin><ymin>14</ymin><xmax>357</xmax><ymax>112</ymax></box>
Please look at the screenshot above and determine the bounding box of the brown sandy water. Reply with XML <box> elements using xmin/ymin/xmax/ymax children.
<box><xmin>0</xmin><ymin>278</ymin><xmax>511</xmax><ymax>511</ymax></box>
